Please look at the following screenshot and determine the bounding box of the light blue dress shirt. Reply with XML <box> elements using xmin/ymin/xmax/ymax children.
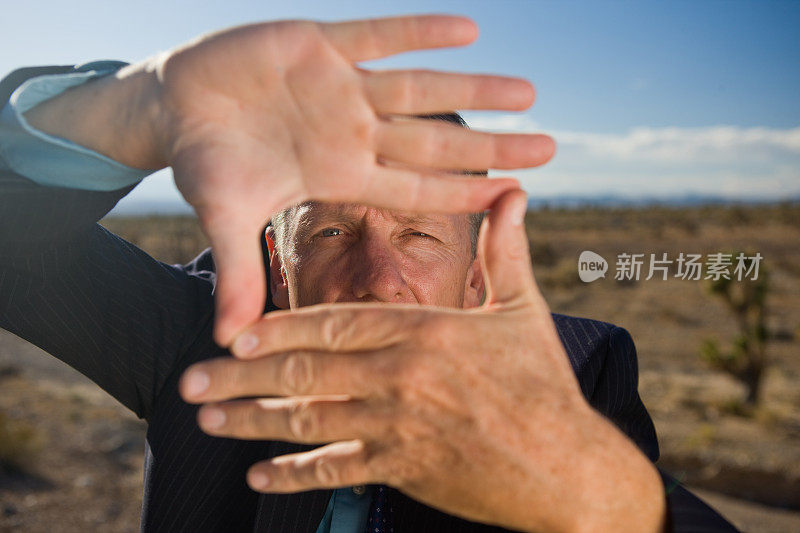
<box><xmin>0</xmin><ymin>63</ymin><xmax>369</xmax><ymax>533</ymax></box>
<box><xmin>0</xmin><ymin>61</ymin><xmax>150</xmax><ymax>189</ymax></box>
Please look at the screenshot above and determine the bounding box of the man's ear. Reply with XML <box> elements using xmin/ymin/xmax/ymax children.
<box><xmin>265</xmin><ymin>228</ymin><xmax>290</xmax><ymax>309</ymax></box>
<box><xmin>462</xmin><ymin>256</ymin><xmax>485</xmax><ymax>308</ymax></box>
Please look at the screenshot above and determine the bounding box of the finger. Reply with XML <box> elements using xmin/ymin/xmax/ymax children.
<box><xmin>479</xmin><ymin>189</ymin><xmax>547</xmax><ymax>308</ymax></box>
<box><xmin>357</xmin><ymin>166</ymin><xmax>519</xmax><ymax>216</ymax></box>
<box><xmin>198</xmin><ymin>209</ymin><xmax>267</xmax><ymax>347</ymax></box>
<box><xmin>197</xmin><ymin>397</ymin><xmax>388</xmax><ymax>443</ymax></box>
<box><xmin>376</xmin><ymin>120</ymin><xmax>555</xmax><ymax>171</ymax></box>
<box><xmin>322</xmin><ymin>15</ymin><xmax>477</xmax><ymax>62</ymax></box>
<box><xmin>247</xmin><ymin>440</ymin><xmax>374</xmax><ymax>493</ymax></box>
<box><xmin>364</xmin><ymin>70</ymin><xmax>535</xmax><ymax>114</ymax></box>
<box><xmin>179</xmin><ymin>350</ymin><xmax>387</xmax><ymax>403</ymax></box>
<box><xmin>230</xmin><ymin>304</ymin><xmax>417</xmax><ymax>359</ymax></box>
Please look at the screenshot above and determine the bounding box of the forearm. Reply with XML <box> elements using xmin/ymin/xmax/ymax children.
<box><xmin>24</xmin><ymin>59</ymin><xmax>168</xmax><ymax>170</ymax></box>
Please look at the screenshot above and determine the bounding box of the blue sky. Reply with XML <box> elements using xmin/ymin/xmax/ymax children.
<box><xmin>3</xmin><ymin>0</ymin><xmax>799</xmax><ymax>210</ymax></box>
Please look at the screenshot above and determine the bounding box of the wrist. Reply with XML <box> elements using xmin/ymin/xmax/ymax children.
<box><xmin>24</xmin><ymin>58</ymin><xmax>169</xmax><ymax>170</ymax></box>
<box><xmin>568</xmin><ymin>407</ymin><xmax>667</xmax><ymax>533</ymax></box>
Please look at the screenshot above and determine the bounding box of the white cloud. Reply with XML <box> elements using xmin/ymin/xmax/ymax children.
<box><xmin>555</xmin><ymin>125</ymin><xmax>800</xmax><ymax>162</ymax></box>
<box><xmin>467</xmin><ymin>114</ymin><xmax>800</xmax><ymax>199</ymax></box>
<box><xmin>466</xmin><ymin>114</ymin><xmax>541</xmax><ymax>132</ymax></box>
<box><xmin>467</xmin><ymin>114</ymin><xmax>800</xmax><ymax>158</ymax></box>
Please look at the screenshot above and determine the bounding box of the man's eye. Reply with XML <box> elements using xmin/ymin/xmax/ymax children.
<box><xmin>320</xmin><ymin>228</ymin><xmax>342</xmax><ymax>237</ymax></box>
<box><xmin>410</xmin><ymin>231</ymin><xmax>432</xmax><ymax>238</ymax></box>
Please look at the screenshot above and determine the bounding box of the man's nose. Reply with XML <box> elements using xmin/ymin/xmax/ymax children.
<box><xmin>350</xmin><ymin>238</ymin><xmax>411</xmax><ymax>302</ymax></box>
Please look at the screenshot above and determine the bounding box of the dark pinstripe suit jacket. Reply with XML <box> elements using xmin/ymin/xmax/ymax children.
<box><xmin>0</xmin><ymin>67</ymin><xmax>736</xmax><ymax>532</ymax></box>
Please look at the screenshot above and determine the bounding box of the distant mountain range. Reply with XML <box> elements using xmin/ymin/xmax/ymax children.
<box><xmin>526</xmin><ymin>193</ymin><xmax>800</xmax><ymax>209</ymax></box>
<box><xmin>108</xmin><ymin>194</ymin><xmax>800</xmax><ymax>216</ymax></box>
<box><xmin>110</xmin><ymin>199</ymin><xmax>195</xmax><ymax>216</ymax></box>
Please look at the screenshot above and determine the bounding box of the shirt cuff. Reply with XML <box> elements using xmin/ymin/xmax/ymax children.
<box><xmin>0</xmin><ymin>60</ymin><xmax>153</xmax><ymax>191</ymax></box>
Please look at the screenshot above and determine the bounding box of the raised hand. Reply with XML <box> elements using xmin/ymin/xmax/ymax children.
<box><xmin>179</xmin><ymin>191</ymin><xmax>665</xmax><ymax>532</ymax></box>
<box><xmin>26</xmin><ymin>15</ymin><xmax>555</xmax><ymax>346</ymax></box>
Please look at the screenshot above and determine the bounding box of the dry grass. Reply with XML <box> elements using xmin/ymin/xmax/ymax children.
<box><xmin>0</xmin><ymin>409</ymin><xmax>43</xmax><ymax>474</ymax></box>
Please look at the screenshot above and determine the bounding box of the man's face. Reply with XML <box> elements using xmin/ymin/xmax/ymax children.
<box><xmin>269</xmin><ymin>202</ymin><xmax>484</xmax><ymax>310</ymax></box>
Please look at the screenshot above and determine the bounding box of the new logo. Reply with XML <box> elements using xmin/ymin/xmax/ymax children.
<box><xmin>578</xmin><ymin>251</ymin><xmax>608</xmax><ymax>282</ymax></box>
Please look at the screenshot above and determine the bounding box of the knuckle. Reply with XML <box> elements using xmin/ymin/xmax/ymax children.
<box><xmin>320</xmin><ymin>309</ymin><xmax>346</xmax><ymax>350</ymax></box>
<box><xmin>314</xmin><ymin>457</ymin><xmax>341</xmax><ymax>486</ymax></box>
<box><xmin>281</xmin><ymin>352</ymin><xmax>314</xmax><ymax>395</ymax></box>
<box><xmin>394</xmin><ymin>73</ymin><xmax>415</xmax><ymax>112</ymax></box>
<box><xmin>288</xmin><ymin>400</ymin><xmax>318</xmax><ymax>442</ymax></box>
<box><xmin>320</xmin><ymin>308</ymin><xmax>364</xmax><ymax>351</ymax></box>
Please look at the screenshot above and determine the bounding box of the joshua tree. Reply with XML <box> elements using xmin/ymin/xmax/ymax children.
<box><xmin>700</xmin><ymin>252</ymin><xmax>769</xmax><ymax>406</ymax></box>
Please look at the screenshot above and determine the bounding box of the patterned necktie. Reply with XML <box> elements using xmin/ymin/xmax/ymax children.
<box><xmin>364</xmin><ymin>484</ymin><xmax>393</xmax><ymax>533</ymax></box>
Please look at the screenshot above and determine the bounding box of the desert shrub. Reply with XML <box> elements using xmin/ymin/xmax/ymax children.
<box><xmin>529</xmin><ymin>241</ymin><xmax>559</xmax><ymax>268</ymax></box>
<box><xmin>724</xmin><ymin>205</ymin><xmax>751</xmax><ymax>225</ymax></box>
<box><xmin>0</xmin><ymin>409</ymin><xmax>43</xmax><ymax>473</ymax></box>
<box><xmin>684</xmin><ymin>423</ymin><xmax>717</xmax><ymax>450</ymax></box>
<box><xmin>538</xmin><ymin>259</ymin><xmax>582</xmax><ymax>290</ymax></box>
<box><xmin>700</xmin><ymin>252</ymin><xmax>770</xmax><ymax>406</ymax></box>
<box><xmin>776</xmin><ymin>201</ymin><xmax>800</xmax><ymax>226</ymax></box>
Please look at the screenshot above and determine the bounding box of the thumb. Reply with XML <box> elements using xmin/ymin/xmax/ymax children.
<box><xmin>479</xmin><ymin>189</ymin><xmax>541</xmax><ymax>307</ymax></box>
<box><xmin>201</xmin><ymin>210</ymin><xmax>267</xmax><ymax>347</ymax></box>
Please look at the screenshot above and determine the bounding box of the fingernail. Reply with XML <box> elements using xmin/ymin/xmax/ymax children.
<box><xmin>233</xmin><ymin>333</ymin><xmax>259</xmax><ymax>357</ymax></box>
<box><xmin>512</xmin><ymin>195</ymin><xmax>528</xmax><ymax>227</ymax></box>
<box><xmin>250</xmin><ymin>471</ymin><xmax>270</xmax><ymax>489</ymax></box>
<box><xmin>199</xmin><ymin>407</ymin><xmax>226</xmax><ymax>429</ymax></box>
<box><xmin>184</xmin><ymin>370</ymin><xmax>210</xmax><ymax>397</ymax></box>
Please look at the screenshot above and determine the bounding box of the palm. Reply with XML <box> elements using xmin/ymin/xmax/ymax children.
<box><xmin>170</xmin><ymin>27</ymin><xmax>376</xmax><ymax>214</ymax></box>
<box><xmin>155</xmin><ymin>16</ymin><xmax>555</xmax><ymax>345</ymax></box>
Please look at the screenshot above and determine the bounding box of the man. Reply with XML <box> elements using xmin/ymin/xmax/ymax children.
<box><xmin>0</xmin><ymin>15</ymin><xmax>735</xmax><ymax>532</ymax></box>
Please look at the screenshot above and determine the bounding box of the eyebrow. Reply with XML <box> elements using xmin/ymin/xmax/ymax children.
<box><xmin>293</xmin><ymin>204</ymin><xmax>452</xmax><ymax>237</ymax></box>
<box><xmin>391</xmin><ymin>213</ymin><xmax>451</xmax><ymax>231</ymax></box>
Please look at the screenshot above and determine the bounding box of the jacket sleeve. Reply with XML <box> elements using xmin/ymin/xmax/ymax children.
<box><xmin>595</xmin><ymin>327</ymin><xmax>739</xmax><ymax>532</ymax></box>
<box><xmin>660</xmin><ymin>471</ymin><xmax>740</xmax><ymax>532</ymax></box>
<box><xmin>593</xmin><ymin>325</ymin><xmax>660</xmax><ymax>462</ymax></box>
<box><xmin>0</xmin><ymin>67</ymin><xmax>216</xmax><ymax>420</ymax></box>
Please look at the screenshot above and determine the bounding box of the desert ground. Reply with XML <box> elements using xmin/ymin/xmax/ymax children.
<box><xmin>1</xmin><ymin>203</ymin><xmax>798</xmax><ymax>532</ymax></box>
